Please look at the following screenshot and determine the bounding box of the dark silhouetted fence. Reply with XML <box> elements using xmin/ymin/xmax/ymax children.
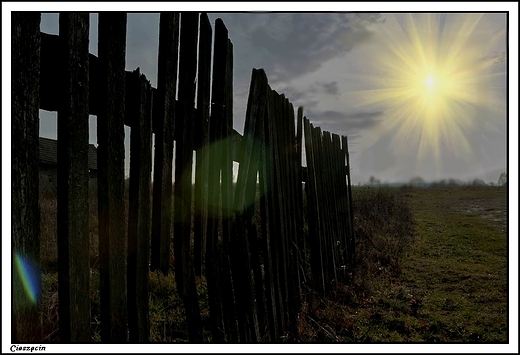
<box><xmin>12</xmin><ymin>11</ymin><xmax>355</xmax><ymax>343</ymax></box>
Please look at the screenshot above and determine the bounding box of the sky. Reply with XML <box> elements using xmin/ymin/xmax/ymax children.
<box><xmin>30</xmin><ymin>5</ymin><xmax>515</xmax><ymax>185</ymax></box>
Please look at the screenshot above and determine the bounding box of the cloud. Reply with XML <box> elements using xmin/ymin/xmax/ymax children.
<box><xmin>270</xmin><ymin>85</ymin><xmax>319</xmax><ymax>112</ymax></box>
<box><xmin>213</xmin><ymin>13</ymin><xmax>383</xmax><ymax>84</ymax></box>
<box><xmin>262</xmin><ymin>14</ymin><xmax>381</xmax><ymax>82</ymax></box>
<box><xmin>309</xmin><ymin>109</ymin><xmax>383</xmax><ymax>130</ymax></box>
<box><xmin>484</xmin><ymin>52</ymin><xmax>506</xmax><ymax>65</ymax></box>
<box><xmin>273</xmin><ymin>80</ymin><xmax>341</xmax><ymax>112</ymax></box>
<box><xmin>320</xmin><ymin>81</ymin><xmax>339</xmax><ymax>95</ymax></box>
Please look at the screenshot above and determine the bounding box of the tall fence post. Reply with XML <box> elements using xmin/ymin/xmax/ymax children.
<box><xmin>303</xmin><ymin>120</ymin><xmax>325</xmax><ymax>294</ymax></box>
<box><xmin>296</xmin><ymin>107</ymin><xmax>306</xmax><ymax>287</ymax></box>
<box><xmin>97</xmin><ymin>12</ymin><xmax>128</xmax><ymax>342</ymax></box>
<box><xmin>151</xmin><ymin>12</ymin><xmax>179</xmax><ymax>275</ymax></box>
<box><xmin>220</xmin><ymin>38</ymin><xmax>240</xmax><ymax>342</ymax></box>
<box><xmin>12</xmin><ymin>11</ymin><xmax>42</xmax><ymax>342</ymax></box>
<box><xmin>205</xmin><ymin>18</ymin><xmax>225</xmax><ymax>343</ymax></box>
<box><xmin>259</xmin><ymin>90</ymin><xmax>279</xmax><ymax>341</ymax></box>
<box><xmin>331</xmin><ymin>133</ymin><xmax>347</xmax><ymax>270</ymax></box>
<box><xmin>56</xmin><ymin>12</ymin><xmax>91</xmax><ymax>342</ymax></box>
<box><xmin>127</xmin><ymin>69</ymin><xmax>153</xmax><ymax>342</ymax></box>
<box><xmin>205</xmin><ymin>18</ymin><xmax>239</xmax><ymax>342</ymax></box>
<box><xmin>342</xmin><ymin>135</ymin><xmax>355</xmax><ymax>266</ymax></box>
<box><xmin>174</xmin><ymin>11</ymin><xmax>203</xmax><ymax>342</ymax></box>
<box><xmin>193</xmin><ymin>13</ymin><xmax>212</xmax><ymax>278</ymax></box>
<box><xmin>322</xmin><ymin>131</ymin><xmax>339</xmax><ymax>287</ymax></box>
<box><xmin>285</xmin><ymin>100</ymin><xmax>302</xmax><ymax>329</ymax></box>
<box><xmin>244</xmin><ymin>86</ymin><xmax>268</xmax><ymax>342</ymax></box>
<box><xmin>266</xmin><ymin>89</ymin><xmax>289</xmax><ymax>333</ymax></box>
<box><xmin>232</xmin><ymin>68</ymin><xmax>269</xmax><ymax>342</ymax></box>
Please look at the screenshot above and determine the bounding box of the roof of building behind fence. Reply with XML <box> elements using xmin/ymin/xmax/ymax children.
<box><xmin>39</xmin><ymin>137</ymin><xmax>98</xmax><ymax>171</ymax></box>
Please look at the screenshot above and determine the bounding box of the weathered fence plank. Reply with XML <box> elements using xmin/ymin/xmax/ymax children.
<box><xmin>221</xmin><ymin>38</ymin><xmax>234</xmax><ymax>245</ymax></box>
<box><xmin>40</xmin><ymin>32</ymin><xmax>96</xmax><ymax>116</ymax></box>
<box><xmin>258</xmin><ymin>94</ymin><xmax>279</xmax><ymax>341</ymax></box>
<box><xmin>205</xmin><ymin>17</ymin><xmax>228</xmax><ymax>343</ymax></box>
<box><xmin>331</xmin><ymin>133</ymin><xmax>347</xmax><ymax>269</ymax></box>
<box><xmin>151</xmin><ymin>12</ymin><xmax>179</xmax><ymax>274</ymax></box>
<box><xmin>220</xmin><ymin>38</ymin><xmax>240</xmax><ymax>342</ymax></box>
<box><xmin>56</xmin><ymin>12</ymin><xmax>91</xmax><ymax>343</ymax></box>
<box><xmin>332</xmin><ymin>134</ymin><xmax>343</xmax><ymax>279</ymax></box>
<box><xmin>316</xmin><ymin>128</ymin><xmax>329</xmax><ymax>288</ymax></box>
<box><xmin>232</xmin><ymin>68</ymin><xmax>269</xmax><ymax>342</ymax></box>
<box><xmin>277</xmin><ymin>95</ymin><xmax>293</xmax><ymax>328</ymax></box>
<box><xmin>174</xmin><ymin>12</ymin><xmax>203</xmax><ymax>342</ymax></box>
<box><xmin>12</xmin><ymin>11</ymin><xmax>42</xmax><ymax>343</ymax></box>
<box><xmin>279</xmin><ymin>95</ymin><xmax>291</xmax><ymax>329</ymax></box>
<box><xmin>173</xmin><ymin>10</ymin><xmax>197</xmax><ymax>301</ymax></box>
<box><xmin>265</xmin><ymin>88</ymin><xmax>286</xmax><ymax>337</ymax></box>
<box><xmin>304</xmin><ymin>120</ymin><xmax>325</xmax><ymax>294</ymax></box>
<box><xmin>296</xmin><ymin>107</ymin><xmax>306</xmax><ymax>285</ymax></box>
<box><xmin>342</xmin><ymin>135</ymin><xmax>355</xmax><ymax>266</ymax></box>
<box><xmin>322</xmin><ymin>131</ymin><xmax>339</xmax><ymax>286</ymax></box>
<box><xmin>234</xmin><ymin>76</ymin><xmax>270</xmax><ymax>341</ymax></box>
<box><xmin>285</xmin><ymin>100</ymin><xmax>302</xmax><ymax>329</ymax></box>
<box><xmin>127</xmin><ymin>69</ymin><xmax>153</xmax><ymax>342</ymax></box>
<box><xmin>97</xmin><ymin>12</ymin><xmax>128</xmax><ymax>342</ymax></box>
<box><xmin>269</xmin><ymin>90</ymin><xmax>290</xmax><ymax>331</ymax></box>
<box><xmin>324</xmin><ymin>131</ymin><xmax>337</xmax><ymax>289</ymax></box>
<box><xmin>193</xmin><ymin>13</ymin><xmax>212</xmax><ymax>277</ymax></box>
<box><xmin>317</xmin><ymin>127</ymin><xmax>334</xmax><ymax>291</ymax></box>
<box><xmin>245</xmin><ymin>85</ymin><xmax>267</xmax><ymax>341</ymax></box>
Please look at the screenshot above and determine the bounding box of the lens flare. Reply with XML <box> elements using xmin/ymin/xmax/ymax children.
<box><xmin>352</xmin><ymin>13</ymin><xmax>506</xmax><ymax>171</ymax></box>
<box><xmin>14</xmin><ymin>252</ymin><xmax>41</xmax><ymax>305</ymax></box>
<box><xmin>197</xmin><ymin>136</ymin><xmax>268</xmax><ymax>216</ymax></box>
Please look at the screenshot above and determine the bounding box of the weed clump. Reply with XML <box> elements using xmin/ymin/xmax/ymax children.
<box><xmin>352</xmin><ymin>187</ymin><xmax>415</xmax><ymax>290</ymax></box>
<box><xmin>290</xmin><ymin>186</ymin><xmax>416</xmax><ymax>342</ymax></box>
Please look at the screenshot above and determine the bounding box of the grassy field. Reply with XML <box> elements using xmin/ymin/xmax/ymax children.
<box><xmin>398</xmin><ymin>186</ymin><xmax>507</xmax><ymax>342</ymax></box>
<box><xmin>306</xmin><ymin>185</ymin><xmax>508</xmax><ymax>343</ymax></box>
<box><xmin>37</xmin><ymin>185</ymin><xmax>508</xmax><ymax>343</ymax></box>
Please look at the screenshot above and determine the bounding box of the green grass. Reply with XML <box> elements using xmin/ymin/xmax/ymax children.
<box><xmin>397</xmin><ymin>186</ymin><xmax>507</xmax><ymax>342</ymax></box>
<box><xmin>318</xmin><ymin>186</ymin><xmax>507</xmax><ymax>343</ymax></box>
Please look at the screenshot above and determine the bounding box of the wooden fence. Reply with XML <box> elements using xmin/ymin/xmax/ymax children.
<box><xmin>12</xmin><ymin>12</ymin><xmax>355</xmax><ymax>343</ymax></box>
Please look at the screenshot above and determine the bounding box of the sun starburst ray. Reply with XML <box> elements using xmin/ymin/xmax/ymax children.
<box><xmin>349</xmin><ymin>13</ymin><xmax>505</xmax><ymax>175</ymax></box>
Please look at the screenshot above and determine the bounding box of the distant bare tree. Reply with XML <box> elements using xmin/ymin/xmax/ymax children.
<box><xmin>409</xmin><ymin>176</ymin><xmax>425</xmax><ymax>187</ymax></box>
<box><xmin>368</xmin><ymin>175</ymin><xmax>381</xmax><ymax>186</ymax></box>
<box><xmin>472</xmin><ymin>179</ymin><xmax>486</xmax><ymax>186</ymax></box>
<box><xmin>497</xmin><ymin>172</ymin><xmax>507</xmax><ymax>186</ymax></box>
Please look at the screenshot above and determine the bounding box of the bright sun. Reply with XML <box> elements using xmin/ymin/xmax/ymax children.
<box><xmin>425</xmin><ymin>75</ymin><xmax>434</xmax><ymax>88</ymax></box>
<box><xmin>353</xmin><ymin>13</ymin><xmax>505</xmax><ymax>164</ymax></box>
